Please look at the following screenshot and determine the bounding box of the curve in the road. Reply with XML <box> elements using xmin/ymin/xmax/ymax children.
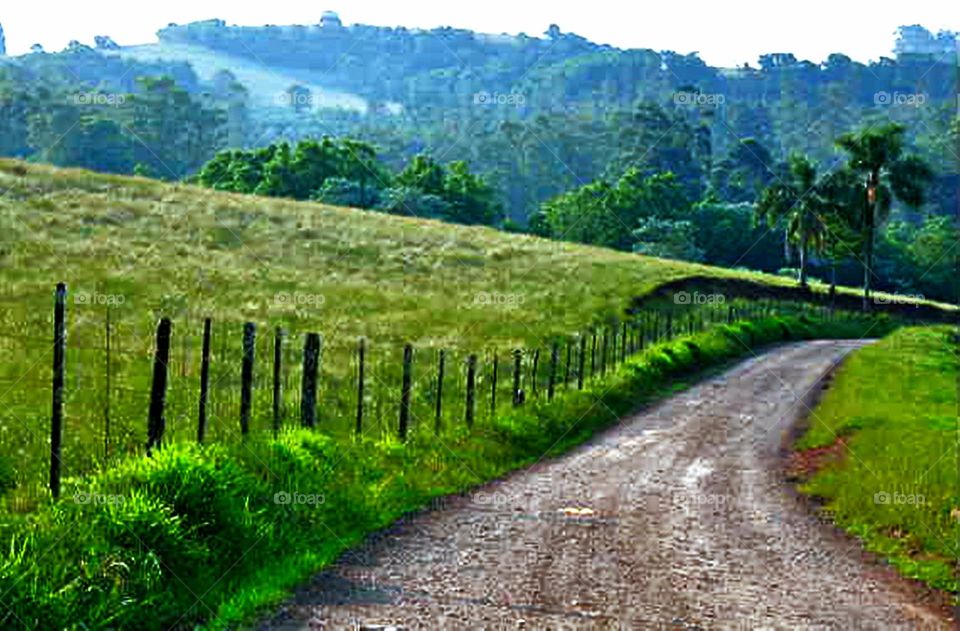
<box><xmin>264</xmin><ymin>341</ymin><xmax>950</xmax><ymax>630</ymax></box>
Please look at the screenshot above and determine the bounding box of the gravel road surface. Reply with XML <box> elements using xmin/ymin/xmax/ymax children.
<box><xmin>264</xmin><ymin>340</ymin><xmax>951</xmax><ymax>630</ymax></box>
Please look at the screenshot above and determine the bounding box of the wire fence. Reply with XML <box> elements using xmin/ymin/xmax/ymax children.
<box><xmin>0</xmin><ymin>285</ymin><xmax>859</xmax><ymax>508</ymax></box>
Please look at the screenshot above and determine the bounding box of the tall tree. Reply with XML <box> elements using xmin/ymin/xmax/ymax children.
<box><xmin>756</xmin><ymin>154</ymin><xmax>828</xmax><ymax>287</ymax></box>
<box><xmin>441</xmin><ymin>161</ymin><xmax>502</xmax><ymax>225</ymax></box>
<box><xmin>710</xmin><ymin>138</ymin><xmax>776</xmax><ymax>203</ymax></box>
<box><xmin>395</xmin><ymin>154</ymin><xmax>445</xmax><ymax>196</ymax></box>
<box><xmin>815</xmin><ymin>168</ymin><xmax>865</xmax><ymax>300</ymax></box>
<box><xmin>836</xmin><ymin>123</ymin><xmax>933</xmax><ymax>309</ymax></box>
<box><xmin>338</xmin><ymin>138</ymin><xmax>389</xmax><ymax>208</ymax></box>
<box><xmin>539</xmin><ymin>169</ymin><xmax>689</xmax><ymax>251</ymax></box>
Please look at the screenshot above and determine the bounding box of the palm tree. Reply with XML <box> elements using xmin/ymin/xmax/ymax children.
<box><xmin>815</xmin><ymin>168</ymin><xmax>864</xmax><ymax>303</ymax></box>
<box><xmin>835</xmin><ymin>124</ymin><xmax>932</xmax><ymax>310</ymax></box>
<box><xmin>757</xmin><ymin>154</ymin><xmax>828</xmax><ymax>287</ymax></box>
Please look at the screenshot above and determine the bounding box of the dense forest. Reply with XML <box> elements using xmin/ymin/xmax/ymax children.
<box><xmin>0</xmin><ymin>19</ymin><xmax>956</xmax><ymax>302</ymax></box>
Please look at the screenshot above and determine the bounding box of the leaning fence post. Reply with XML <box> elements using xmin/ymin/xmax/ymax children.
<box><xmin>240</xmin><ymin>322</ymin><xmax>256</xmax><ymax>436</ymax></box>
<box><xmin>50</xmin><ymin>283</ymin><xmax>67</xmax><ymax>499</ymax></box>
<box><xmin>198</xmin><ymin>318</ymin><xmax>212</xmax><ymax>443</ymax></box>
<box><xmin>548</xmin><ymin>343</ymin><xmax>559</xmax><ymax>400</ymax></box>
<box><xmin>147</xmin><ymin>317</ymin><xmax>172</xmax><ymax>455</ymax></box>
<box><xmin>512</xmin><ymin>349</ymin><xmax>523</xmax><ymax>406</ymax></box>
<box><xmin>435</xmin><ymin>349</ymin><xmax>445</xmax><ymax>434</ymax></box>
<box><xmin>398</xmin><ymin>344</ymin><xmax>413</xmax><ymax>440</ymax></box>
<box><xmin>300</xmin><ymin>333</ymin><xmax>321</xmax><ymax>428</ymax></box>
<box><xmin>465</xmin><ymin>354</ymin><xmax>477</xmax><ymax>427</ymax></box>
<box><xmin>355</xmin><ymin>337</ymin><xmax>365</xmax><ymax>438</ymax></box>
<box><xmin>272</xmin><ymin>327</ymin><xmax>284</xmax><ymax>436</ymax></box>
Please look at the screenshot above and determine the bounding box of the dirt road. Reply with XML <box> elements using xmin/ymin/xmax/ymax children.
<box><xmin>264</xmin><ymin>341</ymin><xmax>950</xmax><ymax>630</ymax></box>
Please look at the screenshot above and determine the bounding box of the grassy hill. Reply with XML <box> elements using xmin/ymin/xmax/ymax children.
<box><xmin>0</xmin><ymin>159</ymin><xmax>946</xmax><ymax>498</ymax></box>
<box><xmin>0</xmin><ymin>159</ymin><xmax>947</xmax><ymax>628</ymax></box>
<box><xmin>0</xmin><ymin>158</ymin><xmax>776</xmax><ymax>346</ymax></box>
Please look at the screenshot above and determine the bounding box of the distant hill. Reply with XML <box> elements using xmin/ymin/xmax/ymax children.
<box><xmin>112</xmin><ymin>41</ymin><xmax>371</xmax><ymax>112</ymax></box>
<box><xmin>0</xmin><ymin>18</ymin><xmax>956</xmax><ymax>225</ymax></box>
<box><xmin>148</xmin><ymin>17</ymin><xmax>959</xmax><ymax>115</ymax></box>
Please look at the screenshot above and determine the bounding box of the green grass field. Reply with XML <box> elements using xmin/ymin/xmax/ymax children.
<box><xmin>0</xmin><ymin>159</ymin><xmax>866</xmax><ymax>498</ymax></box>
<box><xmin>0</xmin><ymin>159</ymin><xmax>945</xmax><ymax>628</ymax></box>
<box><xmin>796</xmin><ymin>327</ymin><xmax>960</xmax><ymax>594</ymax></box>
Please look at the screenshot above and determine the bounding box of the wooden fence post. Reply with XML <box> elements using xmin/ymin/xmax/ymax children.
<box><xmin>465</xmin><ymin>354</ymin><xmax>477</xmax><ymax>427</ymax></box>
<box><xmin>50</xmin><ymin>283</ymin><xmax>67</xmax><ymax>499</ymax></box>
<box><xmin>548</xmin><ymin>343</ymin><xmax>558</xmax><ymax>400</ymax></box>
<box><xmin>435</xmin><ymin>349</ymin><xmax>445</xmax><ymax>434</ymax></box>
<box><xmin>103</xmin><ymin>304</ymin><xmax>111</xmax><ymax>459</ymax></box>
<box><xmin>198</xmin><ymin>318</ymin><xmax>211</xmax><ymax>443</ymax></box>
<box><xmin>147</xmin><ymin>317</ymin><xmax>172</xmax><ymax>455</ymax></box>
<box><xmin>638</xmin><ymin>320</ymin><xmax>644</xmax><ymax>351</ymax></box>
<box><xmin>590</xmin><ymin>333</ymin><xmax>597</xmax><ymax>377</ymax></box>
<box><xmin>300</xmin><ymin>333</ymin><xmax>321</xmax><ymax>428</ymax></box>
<box><xmin>613</xmin><ymin>328</ymin><xmax>619</xmax><ymax>364</ymax></box>
<box><xmin>272</xmin><ymin>327</ymin><xmax>283</xmax><ymax>436</ymax></box>
<box><xmin>240</xmin><ymin>322</ymin><xmax>256</xmax><ymax>436</ymax></box>
<box><xmin>577</xmin><ymin>336</ymin><xmax>586</xmax><ymax>390</ymax></box>
<box><xmin>398</xmin><ymin>344</ymin><xmax>413</xmax><ymax>440</ymax></box>
<box><xmin>355</xmin><ymin>337</ymin><xmax>365</xmax><ymax>438</ymax></box>
<box><xmin>490</xmin><ymin>353</ymin><xmax>498</xmax><ymax>417</ymax></box>
<box><xmin>620</xmin><ymin>320</ymin><xmax>627</xmax><ymax>363</ymax></box>
<box><xmin>530</xmin><ymin>349</ymin><xmax>540</xmax><ymax>397</ymax></box>
<box><xmin>600</xmin><ymin>331</ymin><xmax>608</xmax><ymax>376</ymax></box>
<box><xmin>512</xmin><ymin>349</ymin><xmax>523</xmax><ymax>406</ymax></box>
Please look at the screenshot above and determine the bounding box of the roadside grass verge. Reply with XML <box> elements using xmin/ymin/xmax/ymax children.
<box><xmin>0</xmin><ymin>314</ymin><xmax>896</xmax><ymax>629</ymax></box>
<box><xmin>795</xmin><ymin>326</ymin><xmax>960</xmax><ymax>595</ymax></box>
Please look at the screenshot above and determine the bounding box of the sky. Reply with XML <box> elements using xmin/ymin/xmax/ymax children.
<box><xmin>0</xmin><ymin>1</ymin><xmax>956</xmax><ymax>66</ymax></box>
